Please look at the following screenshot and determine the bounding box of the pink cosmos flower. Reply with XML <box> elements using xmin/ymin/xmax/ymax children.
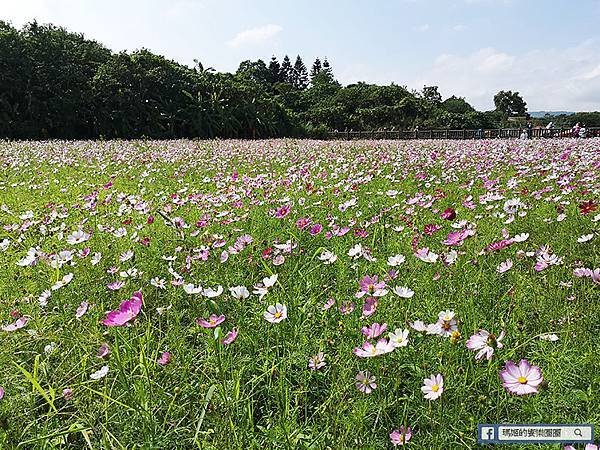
<box><xmin>500</xmin><ymin>359</ymin><xmax>543</xmax><ymax>395</ymax></box>
<box><xmin>0</xmin><ymin>386</ymin><xmax>4</xmax><ymax>400</ymax></box>
<box><xmin>423</xmin><ymin>223</ymin><xmax>442</xmax><ymax>236</ymax></box>
<box><xmin>361</xmin><ymin>323</ymin><xmax>388</xmax><ymax>339</ymax></box>
<box><xmin>196</xmin><ymin>314</ymin><xmax>225</xmax><ymax>328</ymax></box>
<box><xmin>157</xmin><ymin>352</ymin><xmax>172</xmax><ymax>366</ymax></box>
<box><xmin>414</xmin><ymin>247</ymin><xmax>438</xmax><ymax>263</ymax></box>
<box><xmin>221</xmin><ymin>328</ymin><xmax>238</xmax><ymax>345</ymax></box>
<box><xmin>440</xmin><ymin>207</ymin><xmax>456</xmax><ymax>220</ymax></box>
<box><xmin>322</xmin><ymin>298</ymin><xmax>335</xmax><ymax>310</ymax></box>
<box><xmin>1</xmin><ymin>316</ymin><xmax>29</xmax><ymax>332</ymax></box>
<box><xmin>486</xmin><ymin>239</ymin><xmax>513</xmax><ymax>252</ymax></box>
<box><xmin>466</xmin><ymin>329</ymin><xmax>505</xmax><ymax>361</ymax></box>
<box><xmin>295</xmin><ymin>217</ymin><xmax>311</xmax><ymax>230</ymax></box>
<box><xmin>274</xmin><ymin>205</ymin><xmax>291</xmax><ymax>218</ymax></box>
<box><xmin>390</xmin><ymin>426</ymin><xmax>412</xmax><ymax>446</ymax></box>
<box><xmin>421</xmin><ymin>373</ymin><xmax>444</xmax><ymax>400</ymax></box>
<box><xmin>357</xmin><ymin>275</ymin><xmax>387</xmax><ymax>298</ymax></box>
<box><xmin>355</xmin><ymin>370</ymin><xmax>377</xmax><ymax>394</ymax></box>
<box><xmin>362</xmin><ymin>296</ymin><xmax>378</xmax><ymax>317</ymax></box>
<box><xmin>101</xmin><ymin>291</ymin><xmax>143</xmax><ymax>327</ymax></box>
<box><xmin>339</xmin><ymin>301</ymin><xmax>354</xmax><ymax>315</ymax></box>
<box><xmin>309</xmin><ymin>223</ymin><xmax>323</xmax><ymax>235</ymax></box>
<box><xmin>497</xmin><ymin>259</ymin><xmax>513</xmax><ymax>274</ymax></box>
<box><xmin>353</xmin><ymin>339</ymin><xmax>394</xmax><ymax>358</ymax></box>
<box><xmin>76</xmin><ymin>301</ymin><xmax>89</xmax><ymax>319</ymax></box>
<box><xmin>62</xmin><ymin>388</ymin><xmax>73</xmax><ymax>400</ymax></box>
<box><xmin>97</xmin><ymin>343</ymin><xmax>110</xmax><ymax>358</ymax></box>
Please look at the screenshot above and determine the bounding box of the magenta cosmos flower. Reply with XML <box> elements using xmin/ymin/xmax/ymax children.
<box><xmin>500</xmin><ymin>359</ymin><xmax>543</xmax><ymax>395</ymax></box>
<box><xmin>101</xmin><ymin>291</ymin><xmax>143</xmax><ymax>327</ymax></box>
<box><xmin>390</xmin><ymin>426</ymin><xmax>412</xmax><ymax>446</ymax></box>
<box><xmin>221</xmin><ymin>328</ymin><xmax>238</xmax><ymax>345</ymax></box>
<box><xmin>196</xmin><ymin>314</ymin><xmax>225</xmax><ymax>328</ymax></box>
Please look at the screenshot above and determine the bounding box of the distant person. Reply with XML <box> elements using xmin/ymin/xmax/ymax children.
<box><xmin>572</xmin><ymin>122</ymin><xmax>581</xmax><ymax>137</ymax></box>
<box><xmin>520</xmin><ymin>129</ymin><xmax>528</xmax><ymax>140</ymax></box>
<box><xmin>545</xmin><ymin>121</ymin><xmax>554</xmax><ymax>137</ymax></box>
<box><xmin>526</xmin><ymin>121</ymin><xmax>533</xmax><ymax>139</ymax></box>
<box><xmin>579</xmin><ymin>124</ymin><xmax>587</xmax><ymax>138</ymax></box>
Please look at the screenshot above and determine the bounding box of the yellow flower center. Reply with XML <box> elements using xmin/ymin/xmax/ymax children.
<box><xmin>274</xmin><ymin>312</ymin><xmax>282</xmax><ymax>319</ymax></box>
<box><xmin>518</xmin><ymin>376</ymin><xmax>527</xmax><ymax>384</ymax></box>
<box><xmin>431</xmin><ymin>384</ymin><xmax>439</xmax><ymax>392</ymax></box>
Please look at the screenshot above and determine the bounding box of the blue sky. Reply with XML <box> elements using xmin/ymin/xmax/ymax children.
<box><xmin>3</xmin><ymin>0</ymin><xmax>600</xmax><ymax>110</ymax></box>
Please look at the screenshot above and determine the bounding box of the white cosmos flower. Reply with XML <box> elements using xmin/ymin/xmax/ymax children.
<box><xmin>51</xmin><ymin>273</ymin><xmax>73</xmax><ymax>290</ymax></box>
<box><xmin>203</xmin><ymin>286</ymin><xmax>223</xmax><ymax>298</ymax></box>
<box><xmin>91</xmin><ymin>252</ymin><xmax>102</xmax><ymax>265</ymax></box>
<box><xmin>512</xmin><ymin>233</ymin><xmax>529</xmax><ymax>242</ymax></box>
<box><xmin>539</xmin><ymin>333</ymin><xmax>559</xmax><ymax>342</ymax></box>
<box><xmin>318</xmin><ymin>250</ymin><xmax>338</xmax><ymax>264</ymax></box>
<box><xmin>151</xmin><ymin>277</ymin><xmax>166</xmax><ymax>289</ymax></box>
<box><xmin>0</xmin><ymin>239</ymin><xmax>10</xmax><ymax>252</ymax></box>
<box><xmin>38</xmin><ymin>290</ymin><xmax>51</xmax><ymax>307</ymax></box>
<box><xmin>264</xmin><ymin>303</ymin><xmax>287</xmax><ymax>323</ymax></box>
<box><xmin>263</xmin><ymin>274</ymin><xmax>278</xmax><ymax>288</ymax></box>
<box><xmin>497</xmin><ymin>259</ymin><xmax>513</xmax><ymax>274</ymax></box>
<box><xmin>577</xmin><ymin>233</ymin><xmax>594</xmax><ymax>243</ymax></box>
<box><xmin>410</xmin><ymin>320</ymin><xmax>428</xmax><ymax>332</ymax></box>
<box><xmin>183</xmin><ymin>283</ymin><xmax>202</xmax><ymax>294</ymax></box>
<box><xmin>388</xmin><ymin>329</ymin><xmax>409</xmax><ymax>348</ymax></box>
<box><xmin>387</xmin><ymin>254</ymin><xmax>406</xmax><ymax>267</ymax></box>
<box><xmin>90</xmin><ymin>365</ymin><xmax>109</xmax><ymax>380</ymax></box>
<box><xmin>229</xmin><ymin>285</ymin><xmax>250</xmax><ymax>300</ymax></box>
<box><xmin>17</xmin><ymin>247</ymin><xmax>38</xmax><ymax>266</ymax></box>
<box><xmin>66</xmin><ymin>229</ymin><xmax>90</xmax><ymax>245</ymax></box>
<box><xmin>120</xmin><ymin>250</ymin><xmax>134</xmax><ymax>262</ymax></box>
<box><xmin>392</xmin><ymin>286</ymin><xmax>414</xmax><ymax>298</ymax></box>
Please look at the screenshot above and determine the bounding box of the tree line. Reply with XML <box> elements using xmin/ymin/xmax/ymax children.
<box><xmin>1</xmin><ymin>21</ymin><xmax>597</xmax><ymax>140</ymax></box>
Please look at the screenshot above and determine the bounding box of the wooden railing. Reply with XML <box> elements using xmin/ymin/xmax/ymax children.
<box><xmin>326</xmin><ymin>127</ymin><xmax>600</xmax><ymax>140</ymax></box>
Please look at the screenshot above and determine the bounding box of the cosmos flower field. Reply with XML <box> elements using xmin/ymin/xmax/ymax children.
<box><xmin>0</xmin><ymin>138</ymin><xmax>598</xmax><ymax>449</ymax></box>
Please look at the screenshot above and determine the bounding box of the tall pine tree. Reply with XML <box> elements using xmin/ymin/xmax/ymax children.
<box><xmin>321</xmin><ymin>58</ymin><xmax>333</xmax><ymax>80</ymax></box>
<box><xmin>309</xmin><ymin>58</ymin><xmax>322</xmax><ymax>83</ymax></box>
<box><xmin>293</xmin><ymin>55</ymin><xmax>308</xmax><ymax>89</ymax></box>
<box><xmin>268</xmin><ymin>56</ymin><xmax>282</xmax><ymax>84</ymax></box>
<box><xmin>280</xmin><ymin>55</ymin><xmax>293</xmax><ymax>84</ymax></box>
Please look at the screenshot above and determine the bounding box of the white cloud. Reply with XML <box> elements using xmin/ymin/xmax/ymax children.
<box><xmin>452</xmin><ymin>24</ymin><xmax>466</xmax><ymax>32</ymax></box>
<box><xmin>414</xmin><ymin>41</ymin><xmax>600</xmax><ymax>111</ymax></box>
<box><xmin>226</xmin><ymin>24</ymin><xmax>282</xmax><ymax>48</ymax></box>
<box><xmin>414</xmin><ymin>24</ymin><xmax>430</xmax><ymax>32</ymax></box>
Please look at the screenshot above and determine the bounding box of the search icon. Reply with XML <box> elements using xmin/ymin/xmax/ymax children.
<box><xmin>574</xmin><ymin>428</ymin><xmax>583</xmax><ymax>437</ymax></box>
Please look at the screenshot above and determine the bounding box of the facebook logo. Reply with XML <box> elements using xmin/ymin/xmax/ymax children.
<box><xmin>481</xmin><ymin>427</ymin><xmax>496</xmax><ymax>441</ymax></box>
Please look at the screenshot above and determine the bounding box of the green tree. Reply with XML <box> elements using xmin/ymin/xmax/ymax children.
<box><xmin>236</xmin><ymin>59</ymin><xmax>270</xmax><ymax>86</ymax></box>
<box><xmin>268</xmin><ymin>56</ymin><xmax>282</xmax><ymax>84</ymax></box>
<box><xmin>494</xmin><ymin>90</ymin><xmax>527</xmax><ymax>117</ymax></box>
<box><xmin>293</xmin><ymin>55</ymin><xmax>309</xmax><ymax>90</ymax></box>
<box><xmin>441</xmin><ymin>96</ymin><xmax>475</xmax><ymax>114</ymax></box>
<box><xmin>280</xmin><ymin>55</ymin><xmax>294</xmax><ymax>84</ymax></box>
<box><xmin>309</xmin><ymin>58</ymin><xmax>322</xmax><ymax>83</ymax></box>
